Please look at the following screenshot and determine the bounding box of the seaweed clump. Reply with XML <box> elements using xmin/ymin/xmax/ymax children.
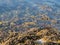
<box><xmin>0</xmin><ymin>26</ymin><xmax>60</xmax><ymax>45</ymax></box>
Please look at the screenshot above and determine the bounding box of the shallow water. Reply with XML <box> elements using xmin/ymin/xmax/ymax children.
<box><xmin>0</xmin><ymin>0</ymin><xmax>60</xmax><ymax>31</ymax></box>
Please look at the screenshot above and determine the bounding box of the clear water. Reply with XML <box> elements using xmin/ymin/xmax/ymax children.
<box><xmin>0</xmin><ymin>0</ymin><xmax>60</xmax><ymax>31</ymax></box>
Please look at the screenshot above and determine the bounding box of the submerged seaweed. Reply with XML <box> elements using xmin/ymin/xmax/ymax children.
<box><xmin>0</xmin><ymin>0</ymin><xmax>60</xmax><ymax>45</ymax></box>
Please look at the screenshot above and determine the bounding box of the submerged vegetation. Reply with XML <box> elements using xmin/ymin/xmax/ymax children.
<box><xmin>0</xmin><ymin>0</ymin><xmax>60</xmax><ymax>45</ymax></box>
<box><xmin>0</xmin><ymin>13</ymin><xmax>60</xmax><ymax>45</ymax></box>
<box><xmin>0</xmin><ymin>26</ymin><xmax>60</xmax><ymax>45</ymax></box>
